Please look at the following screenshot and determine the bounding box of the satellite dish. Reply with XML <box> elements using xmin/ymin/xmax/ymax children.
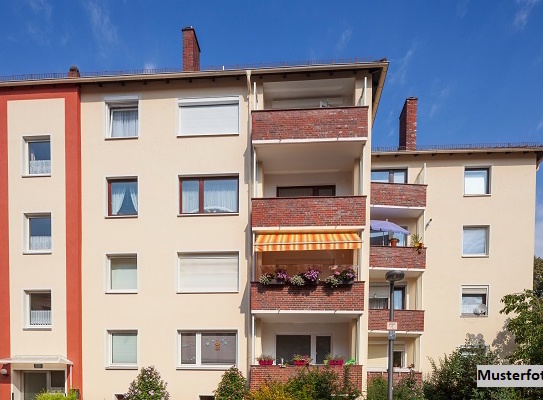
<box><xmin>474</xmin><ymin>304</ymin><xmax>487</xmax><ymax>315</ymax></box>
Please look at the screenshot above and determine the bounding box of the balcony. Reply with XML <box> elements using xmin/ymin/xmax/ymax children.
<box><xmin>249</xmin><ymin>364</ymin><xmax>363</xmax><ymax>391</ymax></box>
<box><xmin>368</xmin><ymin>309</ymin><xmax>424</xmax><ymax>332</ymax></box>
<box><xmin>252</xmin><ymin>107</ymin><xmax>368</xmax><ymax>142</ymax></box>
<box><xmin>251</xmin><ymin>281</ymin><xmax>364</xmax><ymax>312</ymax></box>
<box><xmin>252</xmin><ymin>196</ymin><xmax>366</xmax><ymax>229</ymax></box>
<box><xmin>370</xmin><ymin>246</ymin><xmax>426</xmax><ymax>270</ymax></box>
<box><xmin>370</xmin><ymin>182</ymin><xmax>426</xmax><ymax>219</ymax></box>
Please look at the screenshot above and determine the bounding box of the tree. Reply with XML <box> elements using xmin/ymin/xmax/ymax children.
<box><xmin>534</xmin><ymin>256</ymin><xmax>543</xmax><ymax>296</ymax></box>
<box><xmin>214</xmin><ymin>366</ymin><xmax>247</xmax><ymax>400</ymax></box>
<box><xmin>423</xmin><ymin>335</ymin><xmax>517</xmax><ymax>400</ymax></box>
<box><xmin>124</xmin><ymin>366</ymin><xmax>170</xmax><ymax>400</ymax></box>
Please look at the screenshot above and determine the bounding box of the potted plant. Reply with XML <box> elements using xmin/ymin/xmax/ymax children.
<box><xmin>325</xmin><ymin>274</ymin><xmax>341</xmax><ymax>288</ymax></box>
<box><xmin>259</xmin><ymin>268</ymin><xmax>289</xmax><ymax>285</ymax></box>
<box><xmin>259</xmin><ymin>273</ymin><xmax>274</xmax><ymax>285</ymax></box>
<box><xmin>339</xmin><ymin>267</ymin><xmax>356</xmax><ymax>284</ymax></box>
<box><xmin>324</xmin><ymin>354</ymin><xmax>345</xmax><ymax>366</ymax></box>
<box><xmin>303</xmin><ymin>267</ymin><xmax>320</xmax><ymax>285</ymax></box>
<box><xmin>289</xmin><ymin>274</ymin><xmax>305</xmax><ymax>286</ymax></box>
<box><xmin>256</xmin><ymin>354</ymin><xmax>274</xmax><ymax>365</ymax></box>
<box><xmin>390</xmin><ymin>237</ymin><xmax>399</xmax><ymax>247</ymax></box>
<box><xmin>292</xmin><ymin>354</ymin><xmax>311</xmax><ymax>366</ymax></box>
<box><xmin>411</xmin><ymin>233</ymin><xmax>424</xmax><ymax>253</ymax></box>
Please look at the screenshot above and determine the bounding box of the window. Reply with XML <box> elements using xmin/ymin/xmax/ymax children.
<box><xmin>23</xmin><ymin>371</ymin><xmax>65</xmax><ymax>396</ymax></box>
<box><xmin>25</xmin><ymin>291</ymin><xmax>51</xmax><ymax>328</ymax></box>
<box><xmin>107</xmin><ymin>100</ymin><xmax>138</xmax><ymax>138</ymax></box>
<box><xmin>277</xmin><ymin>185</ymin><xmax>335</xmax><ymax>197</ymax></box>
<box><xmin>108</xmin><ymin>178</ymin><xmax>138</xmax><ymax>216</ymax></box>
<box><xmin>370</xmin><ymin>227</ymin><xmax>408</xmax><ymax>247</ymax></box>
<box><xmin>178</xmin><ymin>253</ymin><xmax>239</xmax><ymax>293</ymax></box>
<box><xmin>461</xmin><ymin>286</ymin><xmax>488</xmax><ymax>316</ymax></box>
<box><xmin>180</xmin><ymin>176</ymin><xmax>238</xmax><ymax>214</ymax></box>
<box><xmin>464</xmin><ymin>167</ymin><xmax>490</xmax><ymax>195</ymax></box>
<box><xmin>25</xmin><ymin>137</ymin><xmax>51</xmax><ymax>175</ymax></box>
<box><xmin>393</xmin><ymin>350</ymin><xmax>404</xmax><ymax>368</ymax></box>
<box><xmin>371</xmin><ymin>169</ymin><xmax>407</xmax><ymax>183</ymax></box>
<box><xmin>369</xmin><ymin>286</ymin><xmax>405</xmax><ymax>310</ymax></box>
<box><xmin>179</xmin><ymin>97</ymin><xmax>239</xmax><ymax>136</ymax></box>
<box><xmin>463</xmin><ymin>226</ymin><xmax>489</xmax><ymax>256</ymax></box>
<box><xmin>178</xmin><ymin>331</ymin><xmax>237</xmax><ymax>367</ymax></box>
<box><xmin>27</xmin><ymin>214</ymin><xmax>52</xmax><ymax>252</ymax></box>
<box><xmin>108</xmin><ymin>331</ymin><xmax>138</xmax><ymax>368</ymax></box>
<box><xmin>107</xmin><ymin>255</ymin><xmax>137</xmax><ymax>293</ymax></box>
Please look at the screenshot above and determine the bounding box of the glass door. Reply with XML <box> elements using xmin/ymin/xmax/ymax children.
<box><xmin>24</xmin><ymin>372</ymin><xmax>47</xmax><ymax>400</ymax></box>
<box><xmin>316</xmin><ymin>336</ymin><xmax>331</xmax><ymax>364</ymax></box>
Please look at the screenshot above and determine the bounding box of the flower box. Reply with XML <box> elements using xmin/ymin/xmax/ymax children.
<box><xmin>328</xmin><ymin>359</ymin><xmax>345</xmax><ymax>366</ymax></box>
<box><xmin>293</xmin><ymin>360</ymin><xmax>308</xmax><ymax>366</ymax></box>
<box><xmin>258</xmin><ymin>359</ymin><xmax>273</xmax><ymax>366</ymax></box>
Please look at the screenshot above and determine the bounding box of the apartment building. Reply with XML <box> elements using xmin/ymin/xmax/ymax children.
<box><xmin>0</xmin><ymin>27</ymin><xmax>541</xmax><ymax>400</ymax></box>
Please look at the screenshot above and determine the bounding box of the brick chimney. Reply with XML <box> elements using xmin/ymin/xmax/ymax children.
<box><xmin>182</xmin><ymin>26</ymin><xmax>200</xmax><ymax>71</ymax></box>
<box><xmin>399</xmin><ymin>97</ymin><xmax>417</xmax><ymax>151</ymax></box>
<box><xmin>68</xmin><ymin>65</ymin><xmax>80</xmax><ymax>78</ymax></box>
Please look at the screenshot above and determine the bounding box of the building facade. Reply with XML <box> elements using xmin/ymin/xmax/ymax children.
<box><xmin>0</xmin><ymin>27</ymin><xmax>541</xmax><ymax>400</ymax></box>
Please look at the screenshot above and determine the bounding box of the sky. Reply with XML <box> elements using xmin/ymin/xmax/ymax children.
<box><xmin>0</xmin><ymin>0</ymin><xmax>542</xmax><ymax>255</ymax></box>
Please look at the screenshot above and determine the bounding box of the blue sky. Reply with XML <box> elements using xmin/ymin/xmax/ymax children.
<box><xmin>0</xmin><ymin>0</ymin><xmax>542</xmax><ymax>255</ymax></box>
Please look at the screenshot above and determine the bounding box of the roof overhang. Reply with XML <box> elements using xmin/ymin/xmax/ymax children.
<box><xmin>252</xmin><ymin>310</ymin><xmax>362</xmax><ymax>324</ymax></box>
<box><xmin>0</xmin><ymin>355</ymin><xmax>72</xmax><ymax>365</ymax></box>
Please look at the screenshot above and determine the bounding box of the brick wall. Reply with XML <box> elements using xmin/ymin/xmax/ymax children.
<box><xmin>249</xmin><ymin>364</ymin><xmax>363</xmax><ymax>390</ymax></box>
<box><xmin>182</xmin><ymin>27</ymin><xmax>200</xmax><ymax>71</ymax></box>
<box><xmin>370</xmin><ymin>182</ymin><xmax>427</xmax><ymax>208</ymax></box>
<box><xmin>252</xmin><ymin>196</ymin><xmax>366</xmax><ymax>227</ymax></box>
<box><xmin>367</xmin><ymin>370</ymin><xmax>422</xmax><ymax>386</ymax></box>
<box><xmin>252</xmin><ymin>107</ymin><xmax>368</xmax><ymax>141</ymax></box>
<box><xmin>370</xmin><ymin>246</ymin><xmax>426</xmax><ymax>269</ymax></box>
<box><xmin>368</xmin><ymin>309</ymin><xmax>424</xmax><ymax>332</ymax></box>
<box><xmin>251</xmin><ymin>282</ymin><xmax>364</xmax><ymax>311</ymax></box>
<box><xmin>399</xmin><ymin>97</ymin><xmax>417</xmax><ymax>151</ymax></box>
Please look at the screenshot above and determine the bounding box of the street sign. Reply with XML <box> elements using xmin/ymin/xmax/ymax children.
<box><xmin>387</xmin><ymin>321</ymin><xmax>398</xmax><ymax>330</ymax></box>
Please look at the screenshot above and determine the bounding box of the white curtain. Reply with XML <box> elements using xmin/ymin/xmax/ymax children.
<box><xmin>203</xmin><ymin>179</ymin><xmax>237</xmax><ymax>213</ymax></box>
<box><xmin>29</xmin><ymin>160</ymin><xmax>51</xmax><ymax>174</ymax></box>
<box><xmin>182</xmin><ymin>180</ymin><xmax>199</xmax><ymax>213</ymax></box>
<box><xmin>110</xmin><ymin>258</ymin><xmax>137</xmax><ymax>290</ymax></box>
<box><xmin>111</xmin><ymin>109</ymin><xmax>138</xmax><ymax>137</ymax></box>
<box><xmin>112</xmin><ymin>333</ymin><xmax>137</xmax><ymax>364</ymax></box>
<box><xmin>128</xmin><ymin>183</ymin><xmax>138</xmax><ymax>212</ymax></box>
<box><xmin>111</xmin><ymin>183</ymin><xmax>127</xmax><ymax>215</ymax></box>
<box><xmin>30</xmin><ymin>236</ymin><xmax>52</xmax><ymax>250</ymax></box>
<box><xmin>463</xmin><ymin>227</ymin><xmax>487</xmax><ymax>255</ymax></box>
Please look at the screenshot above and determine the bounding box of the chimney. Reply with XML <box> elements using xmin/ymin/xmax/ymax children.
<box><xmin>399</xmin><ymin>97</ymin><xmax>417</xmax><ymax>151</ymax></box>
<box><xmin>182</xmin><ymin>26</ymin><xmax>201</xmax><ymax>71</ymax></box>
<box><xmin>68</xmin><ymin>65</ymin><xmax>80</xmax><ymax>78</ymax></box>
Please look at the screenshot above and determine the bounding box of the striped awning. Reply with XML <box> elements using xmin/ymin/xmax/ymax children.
<box><xmin>254</xmin><ymin>232</ymin><xmax>362</xmax><ymax>252</ymax></box>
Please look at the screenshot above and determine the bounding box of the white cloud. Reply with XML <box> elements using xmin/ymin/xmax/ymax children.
<box><xmin>429</xmin><ymin>82</ymin><xmax>453</xmax><ymax>117</ymax></box>
<box><xmin>84</xmin><ymin>0</ymin><xmax>118</xmax><ymax>55</ymax></box>
<box><xmin>513</xmin><ymin>0</ymin><xmax>540</xmax><ymax>30</ymax></box>
<box><xmin>335</xmin><ymin>27</ymin><xmax>353</xmax><ymax>53</ymax></box>
<box><xmin>389</xmin><ymin>45</ymin><xmax>416</xmax><ymax>85</ymax></box>
<box><xmin>536</xmin><ymin>119</ymin><xmax>543</xmax><ymax>131</ymax></box>
<box><xmin>143</xmin><ymin>62</ymin><xmax>157</xmax><ymax>72</ymax></box>
<box><xmin>535</xmin><ymin>197</ymin><xmax>543</xmax><ymax>257</ymax></box>
<box><xmin>26</xmin><ymin>0</ymin><xmax>52</xmax><ymax>18</ymax></box>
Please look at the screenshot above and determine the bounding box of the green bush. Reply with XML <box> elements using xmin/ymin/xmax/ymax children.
<box><xmin>36</xmin><ymin>390</ymin><xmax>78</xmax><ymax>400</ymax></box>
<box><xmin>245</xmin><ymin>382</ymin><xmax>295</xmax><ymax>400</ymax></box>
<box><xmin>124</xmin><ymin>366</ymin><xmax>170</xmax><ymax>400</ymax></box>
<box><xmin>366</xmin><ymin>375</ymin><xmax>423</xmax><ymax>400</ymax></box>
<box><xmin>214</xmin><ymin>366</ymin><xmax>247</xmax><ymax>400</ymax></box>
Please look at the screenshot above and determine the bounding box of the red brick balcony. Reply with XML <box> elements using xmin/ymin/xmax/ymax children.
<box><xmin>252</xmin><ymin>196</ymin><xmax>366</xmax><ymax>228</ymax></box>
<box><xmin>367</xmin><ymin>370</ymin><xmax>422</xmax><ymax>386</ymax></box>
<box><xmin>251</xmin><ymin>282</ymin><xmax>364</xmax><ymax>311</ymax></box>
<box><xmin>368</xmin><ymin>309</ymin><xmax>424</xmax><ymax>332</ymax></box>
<box><xmin>370</xmin><ymin>246</ymin><xmax>426</xmax><ymax>270</ymax></box>
<box><xmin>250</xmin><ymin>364</ymin><xmax>363</xmax><ymax>390</ymax></box>
<box><xmin>252</xmin><ymin>106</ymin><xmax>369</xmax><ymax>141</ymax></box>
<box><xmin>370</xmin><ymin>182</ymin><xmax>427</xmax><ymax>208</ymax></box>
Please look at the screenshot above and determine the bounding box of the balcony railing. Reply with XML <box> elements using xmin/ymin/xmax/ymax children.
<box><xmin>251</xmin><ymin>281</ymin><xmax>364</xmax><ymax>311</ymax></box>
<box><xmin>249</xmin><ymin>364</ymin><xmax>363</xmax><ymax>390</ymax></box>
<box><xmin>370</xmin><ymin>246</ymin><xmax>426</xmax><ymax>270</ymax></box>
<box><xmin>252</xmin><ymin>196</ymin><xmax>366</xmax><ymax>228</ymax></box>
<box><xmin>30</xmin><ymin>310</ymin><xmax>52</xmax><ymax>326</ymax></box>
<box><xmin>370</xmin><ymin>182</ymin><xmax>427</xmax><ymax>208</ymax></box>
<box><xmin>252</xmin><ymin>107</ymin><xmax>369</xmax><ymax>141</ymax></box>
<box><xmin>368</xmin><ymin>309</ymin><xmax>424</xmax><ymax>332</ymax></box>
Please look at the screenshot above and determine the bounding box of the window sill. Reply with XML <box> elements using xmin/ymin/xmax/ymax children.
<box><xmin>462</xmin><ymin>255</ymin><xmax>489</xmax><ymax>258</ymax></box>
<box><xmin>177</xmin><ymin>290</ymin><xmax>239</xmax><ymax>294</ymax></box>
<box><xmin>106</xmin><ymin>290</ymin><xmax>138</xmax><ymax>294</ymax></box>
<box><xmin>460</xmin><ymin>314</ymin><xmax>488</xmax><ymax>318</ymax></box>
<box><xmin>176</xmin><ymin>133</ymin><xmax>239</xmax><ymax>138</ymax></box>
<box><xmin>106</xmin><ymin>365</ymin><xmax>138</xmax><ymax>370</ymax></box>
<box><xmin>105</xmin><ymin>215</ymin><xmax>138</xmax><ymax>219</ymax></box>
<box><xmin>463</xmin><ymin>194</ymin><xmax>491</xmax><ymax>197</ymax></box>
<box><xmin>178</xmin><ymin>213</ymin><xmax>239</xmax><ymax>217</ymax></box>
<box><xmin>23</xmin><ymin>250</ymin><xmax>52</xmax><ymax>255</ymax></box>
<box><xmin>176</xmin><ymin>365</ymin><xmax>234</xmax><ymax>371</ymax></box>
<box><xmin>24</xmin><ymin>326</ymin><xmax>52</xmax><ymax>331</ymax></box>
<box><xmin>22</xmin><ymin>173</ymin><xmax>51</xmax><ymax>178</ymax></box>
<box><xmin>105</xmin><ymin>136</ymin><xmax>139</xmax><ymax>141</ymax></box>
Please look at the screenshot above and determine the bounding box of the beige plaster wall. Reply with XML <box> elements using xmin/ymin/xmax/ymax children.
<box><xmin>263</xmin><ymin>172</ymin><xmax>354</xmax><ymax>197</ymax></box>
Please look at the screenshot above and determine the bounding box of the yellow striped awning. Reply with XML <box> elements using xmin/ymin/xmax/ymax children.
<box><xmin>254</xmin><ymin>232</ymin><xmax>362</xmax><ymax>252</ymax></box>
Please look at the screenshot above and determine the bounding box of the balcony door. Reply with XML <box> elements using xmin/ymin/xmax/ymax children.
<box><xmin>276</xmin><ymin>334</ymin><xmax>331</xmax><ymax>364</ymax></box>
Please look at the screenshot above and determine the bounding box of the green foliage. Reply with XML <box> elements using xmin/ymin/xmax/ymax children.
<box><xmin>365</xmin><ymin>375</ymin><xmax>424</xmax><ymax>400</ymax></box>
<box><xmin>214</xmin><ymin>366</ymin><xmax>247</xmax><ymax>400</ymax></box>
<box><xmin>124</xmin><ymin>366</ymin><xmax>170</xmax><ymax>400</ymax></box>
<box><xmin>423</xmin><ymin>335</ymin><xmax>516</xmax><ymax>400</ymax></box>
<box><xmin>36</xmin><ymin>391</ymin><xmax>78</xmax><ymax>400</ymax></box>
<box><xmin>245</xmin><ymin>382</ymin><xmax>295</xmax><ymax>400</ymax></box>
<box><xmin>534</xmin><ymin>256</ymin><xmax>543</xmax><ymax>296</ymax></box>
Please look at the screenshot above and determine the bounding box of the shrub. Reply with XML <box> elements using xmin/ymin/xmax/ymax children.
<box><xmin>214</xmin><ymin>366</ymin><xmax>247</xmax><ymax>400</ymax></box>
<box><xmin>124</xmin><ymin>366</ymin><xmax>170</xmax><ymax>400</ymax></box>
<box><xmin>284</xmin><ymin>366</ymin><xmax>360</xmax><ymax>400</ymax></box>
<box><xmin>245</xmin><ymin>382</ymin><xmax>295</xmax><ymax>400</ymax></box>
<box><xmin>36</xmin><ymin>391</ymin><xmax>78</xmax><ymax>400</ymax></box>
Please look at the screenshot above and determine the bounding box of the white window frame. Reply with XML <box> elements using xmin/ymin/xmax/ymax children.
<box><xmin>106</xmin><ymin>254</ymin><xmax>138</xmax><ymax>294</ymax></box>
<box><xmin>177</xmin><ymin>252</ymin><xmax>240</xmax><ymax>293</ymax></box>
<box><xmin>460</xmin><ymin>285</ymin><xmax>489</xmax><ymax>317</ymax></box>
<box><xmin>464</xmin><ymin>166</ymin><xmax>491</xmax><ymax>196</ymax></box>
<box><xmin>23</xmin><ymin>135</ymin><xmax>51</xmax><ymax>177</ymax></box>
<box><xmin>24</xmin><ymin>213</ymin><xmax>52</xmax><ymax>254</ymax></box>
<box><xmin>24</xmin><ymin>290</ymin><xmax>52</xmax><ymax>329</ymax></box>
<box><xmin>107</xmin><ymin>330</ymin><xmax>138</xmax><ymax>369</ymax></box>
<box><xmin>178</xmin><ymin>96</ymin><xmax>240</xmax><ymax>137</ymax></box>
<box><xmin>104</xmin><ymin>96</ymin><xmax>140</xmax><ymax>139</ymax></box>
<box><xmin>177</xmin><ymin>330</ymin><xmax>237</xmax><ymax>369</ymax></box>
<box><xmin>462</xmin><ymin>225</ymin><xmax>489</xmax><ymax>257</ymax></box>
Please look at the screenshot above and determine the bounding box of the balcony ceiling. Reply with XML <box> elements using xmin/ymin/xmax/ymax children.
<box><xmin>253</xmin><ymin>311</ymin><xmax>362</xmax><ymax>324</ymax></box>
<box><xmin>369</xmin><ymin>268</ymin><xmax>424</xmax><ymax>280</ymax></box>
<box><xmin>370</xmin><ymin>205</ymin><xmax>425</xmax><ymax>220</ymax></box>
<box><xmin>256</xmin><ymin>141</ymin><xmax>364</xmax><ymax>174</ymax></box>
